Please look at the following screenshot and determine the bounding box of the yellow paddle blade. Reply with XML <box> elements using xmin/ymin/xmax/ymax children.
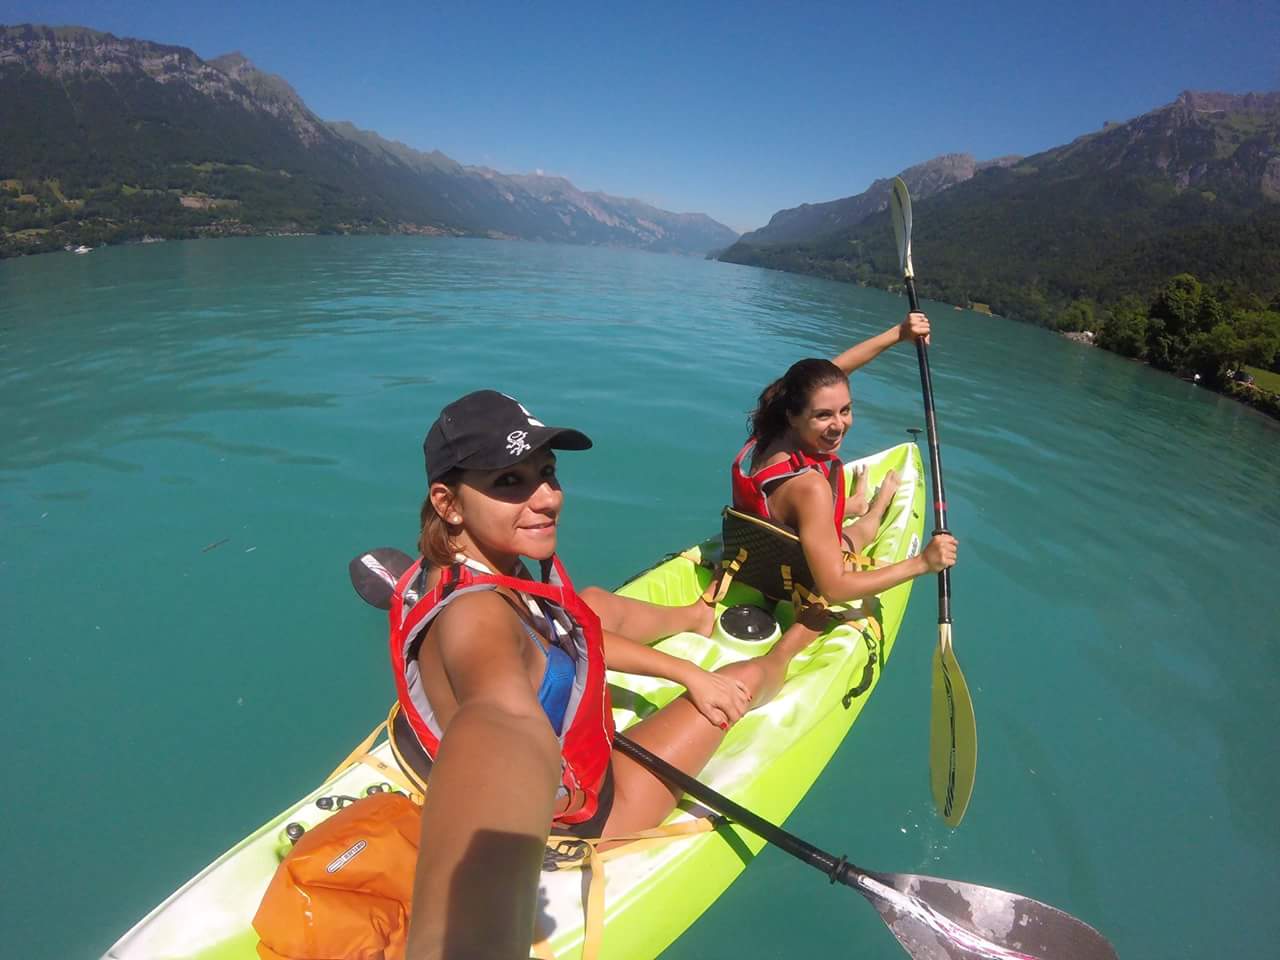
<box><xmin>929</xmin><ymin>624</ymin><xmax>977</xmax><ymax>827</ymax></box>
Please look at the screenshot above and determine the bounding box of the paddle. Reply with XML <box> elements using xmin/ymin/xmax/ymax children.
<box><xmin>890</xmin><ymin>176</ymin><xmax>978</xmax><ymax>828</ymax></box>
<box><xmin>349</xmin><ymin>547</ymin><xmax>1117</xmax><ymax>960</ymax></box>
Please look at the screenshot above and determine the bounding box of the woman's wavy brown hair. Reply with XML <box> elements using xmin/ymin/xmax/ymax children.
<box><xmin>747</xmin><ymin>358</ymin><xmax>846</xmax><ymax>452</ymax></box>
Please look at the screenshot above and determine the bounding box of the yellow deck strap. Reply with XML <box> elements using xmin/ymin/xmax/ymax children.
<box><xmin>533</xmin><ymin>817</ymin><xmax>718</xmax><ymax>960</ymax></box>
<box><xmin>355</xmin><ymin>750</ymin><xmax>422</xmax><ymax>799</ymax></box>
<box><xmin>864</xmin><ymin>614</ymin><xmax>883</xmax><ymax>646</ymax></box>
<box><xmin>324</xmin><ymin>718</ymin><xmax>388</xmax><ymax>782</ymax></box>
<box><xmin>835</xmin><ymin>610</ymin><xmax>886</xmax><ymax>707</ymax></box>
<box><xmin>323</xmin><ymin>709</ymin><xmax>425</xmax><ymax>803</ymax></box>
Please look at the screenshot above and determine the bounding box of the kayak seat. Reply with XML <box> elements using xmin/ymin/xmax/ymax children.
<box><xmin>387</xmin><ymin>703</ymin><xmax>432</xmax><ymax>795</ymax></box>
<box><xmin>719</xmin><ymin>507</ymin><xmax>819</xmax><ymax>604</ymax></box>
<box><xmin>717</xmin><ymin>504</ymin><xmax>882</xmax><ymax>610</ymax></box>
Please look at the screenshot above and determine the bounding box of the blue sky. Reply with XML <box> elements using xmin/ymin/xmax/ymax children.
<box><xmin>2</xmin><ymin>0</ymin><xmax>1276</xmax><ymax>232</ymax></box>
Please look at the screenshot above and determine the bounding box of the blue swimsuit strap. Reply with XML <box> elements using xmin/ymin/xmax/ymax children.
<box><xmin>454</xmin><ymin>561</ymin><xmax>578</xmax><ymax>737</ymax></box>
<box><xmin>514</xmin><ymin>613</ymin><xmax>575</xmax><ymax>736</ymax></box>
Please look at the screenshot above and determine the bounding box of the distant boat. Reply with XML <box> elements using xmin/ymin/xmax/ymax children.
<box><xmin>141</xmin><ymin>235</ymin><xmax>166</xmax><ymax>244</ymax></box>
<box><xmin>72</xmin><ymin>245</ymin><xmax>92</xmax><ymax>255</ymax></box>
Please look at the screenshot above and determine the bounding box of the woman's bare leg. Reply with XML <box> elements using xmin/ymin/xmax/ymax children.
<box><xmin>598</xmin><ymin>620</ymin><xmax>820</xmax><ymax>838</ymax></box>
<box><xmin>581</xmin><ymin>585</ymin><xmax>715</xmax><ymax>641</ymax></box>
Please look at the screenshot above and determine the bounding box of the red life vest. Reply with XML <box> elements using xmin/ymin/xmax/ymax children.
<box><xmin>388</xmin><ymin>555</ymin><xmax>615</xmax><ymax>826</ymax></box>
<box><xmin>731</xmin><ymin>439</ymin><xmax>846</xmax><ymax>534</ymax></box>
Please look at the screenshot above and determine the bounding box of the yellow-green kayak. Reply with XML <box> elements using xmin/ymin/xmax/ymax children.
<box><xmin>102</xmin><ymin>441</ymin><xmax>925</xmax><ymax>960</ymax></box>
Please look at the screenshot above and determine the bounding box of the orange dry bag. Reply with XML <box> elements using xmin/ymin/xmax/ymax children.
<box><xmin>253</xmin><ymin>792</ymin><xmax>421</xmax><ymax>960</ymax></box>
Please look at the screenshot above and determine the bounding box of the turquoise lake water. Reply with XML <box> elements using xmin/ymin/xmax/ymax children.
<box><xmin>2</xmin><ymin>236</ymin><xmax>1278</xmax><ymax>959</ymax></box>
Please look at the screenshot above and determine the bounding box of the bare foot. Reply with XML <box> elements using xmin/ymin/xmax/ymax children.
<box><xmin>870</xmin><ymin>469</ymin><xmax>900</xmax><ymax>511</ymax></box>
<box><xmin>685</xmin><ymin>598</ymin><xmax>718</xmax><ymax>637</ymax></box>
<box><xmin>845</xmin><ymin>465</ymin><xmax>871</xmax><ymax>517</ymax></box>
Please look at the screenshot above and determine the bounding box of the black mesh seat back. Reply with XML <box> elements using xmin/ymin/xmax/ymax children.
<box><xmin>388</xmin><ymin>703</ymin><xmax>432</xmax><ymax>794</ymax></box>
<box><xmin>720</xmin><ymin>508</ymin><xmax>817</xmax><ymax>602</ymax></box>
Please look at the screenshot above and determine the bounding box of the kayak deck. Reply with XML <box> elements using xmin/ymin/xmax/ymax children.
<box><xmin>103</xmin><ymin>442</ymin><xmax>925</xmax><ymax>960</ymax></box>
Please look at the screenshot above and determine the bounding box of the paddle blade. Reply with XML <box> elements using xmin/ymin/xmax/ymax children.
<box><xmin>890</xmin><ymin>176</ymin><xmax>915</xmax><ymax>280</ymax></box>
<box><xmin>348</xmin><ymin>547</ymin><xmax>415</xmax><ymax>609</ymax></box>
<box><xmin>854</xmin><ymin>868</ymin><xmax>1118</xmax><ymax>960</ymax></box>
<box><xmin>929</xmin><ymin>624</ymin><xmax>977</xmax><ymax>826</ymax></box>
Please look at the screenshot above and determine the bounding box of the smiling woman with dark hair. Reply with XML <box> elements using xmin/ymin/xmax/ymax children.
<box><xmin>392</xmin><ymin>390</ymin><xmax>821</xmax><ymax>959</ymax></box>
<box><xmin>731</xmin><ymin>313</ymin><xmax>958</xmax><ymax>604</ymax></box>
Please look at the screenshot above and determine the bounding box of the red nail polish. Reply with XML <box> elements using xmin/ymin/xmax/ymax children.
<box><xmin>718</xmin><ymin>721</ymin><xmax>728</xmax><ymax>730</ymax></box>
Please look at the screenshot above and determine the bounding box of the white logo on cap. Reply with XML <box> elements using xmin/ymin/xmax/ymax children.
<box><xmin>507</xmin><ymin>430</ymin><xmax>532</xmax><ymax>456</ymax></box>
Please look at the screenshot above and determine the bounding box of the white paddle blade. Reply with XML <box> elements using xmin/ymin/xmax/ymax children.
<box><xmin>349</xmin><ymin>547</ymin><xmax>415</xmax><ymax>609</ymax></box>
<box><xmin>890</xmin><ymin>176</ymin><xmax>915</xmax><ymax>280</ymax></box>
<box><xmin>859</xmin><ymin>869</ymin><xmax>1119</xmax><ymax>960</ymax></box>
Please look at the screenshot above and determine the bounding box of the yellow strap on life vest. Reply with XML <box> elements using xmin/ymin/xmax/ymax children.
<box><xmin>842</xmin><ymin>548</ymin><xmax>882</xmax><ymax>570</ymax></box>
<box><xmin>532</xmin><ymin>817</ymin><xmax>719</xmax><ymax>960</ymax></box>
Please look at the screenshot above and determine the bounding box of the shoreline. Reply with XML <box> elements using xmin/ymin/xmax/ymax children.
<box><xmin>1057</xmin><ymin>329</ymin><xmax>1280</xmax><ymax>422</ymax></box>
<box><xmin>7</xmin><ymin>229</ymin><xmax>1276</xmax><ymax>423</ymax></box>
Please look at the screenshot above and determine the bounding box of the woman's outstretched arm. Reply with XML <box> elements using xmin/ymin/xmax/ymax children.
<box><xmin>789</xmin><ymin>470</ymin><xmax>956</xmax><ymax>603</ymax></box>
<box><xmin>405</xmin><ymin>592</ymin><xmax>561</xmax><ymax>960</ymax></box>
<box><xmin>602</xmin><ymin>630</ymin><xmax>751</xmax><ymax>729</ymax></box>
<box><xmin>831</xmin><ymin>312</ymin><xmax>930</xmax><ymax>376</ymax></box>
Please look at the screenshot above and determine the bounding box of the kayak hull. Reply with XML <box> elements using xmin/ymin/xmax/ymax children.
<box><xmin>103</xmin><ymin>442</ymin><xmax>925</xmax><ymax>960</ymax></box>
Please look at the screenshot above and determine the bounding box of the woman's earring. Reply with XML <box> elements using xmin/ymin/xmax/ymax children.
<box><xmin>449</xmin><ymin>515</ymin><xmax>461</xmax><ymax>524</ymax></box>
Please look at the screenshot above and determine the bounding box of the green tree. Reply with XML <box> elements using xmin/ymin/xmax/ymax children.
<box><xmin>1097</xmin><ymin>297</ymin><xmax>1148</xmax><ymax>358</ymax></box>
<box><xmin>1150</xmin><ymin>273</ymin><xmax>1205</xmax><ymax>341</ymax></box>
<box><xmin>1056</xmin><ymin>299</ymin><xmax>1097</xmax><ymax>332</ymax></box>
<box><xmin>1186</xmin><ymin>323</ymin><xmax>1243</xmax><ymax>387</ymax></box>
<box><xmin>1235</xmin><ymin>310</ymin><xmax>1280</xmax><ymax>369</ymax></box>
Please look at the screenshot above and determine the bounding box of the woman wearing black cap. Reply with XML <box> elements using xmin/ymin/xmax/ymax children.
<box><xmin>393</xmin><ymin>390</ymin><xmax>820</xmax><ymax>959</ymax></box>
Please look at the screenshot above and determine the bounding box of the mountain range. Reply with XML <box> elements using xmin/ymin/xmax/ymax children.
<box><xmin>734</xmin><ymin>152</ymin><xmax>1021</xmax><ymax>248</ymax></box>
<box><xmin>719</xmin><ymin>91</ymin><xmax>1280</xmax><ymax>325</ymax></box>
<box><xmin>5</xmin><ymin>21</ymin><xmax>1278</xmax><ymax>330</ymax></box>
<box><xmin>0</xmin><ymin>24</ymin><xmax>738</xmax><ymax>257</ymax></box>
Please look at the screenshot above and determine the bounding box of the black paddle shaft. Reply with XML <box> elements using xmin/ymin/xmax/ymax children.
<box><xmin>904</xmin><ymin>277</ymin><xmax>952</xmax><ymax>626</ymax></box>
<box><xmin>614</xmin><ymin>734</ymin><xmax>862</xmax><ymax>886</ymax></box>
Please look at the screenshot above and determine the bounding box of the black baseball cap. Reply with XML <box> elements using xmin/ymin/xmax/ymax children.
<box><xmin>424</xmin><ymin>390</ymin><xmax>592</xmax><ymax>482</ymax></box>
